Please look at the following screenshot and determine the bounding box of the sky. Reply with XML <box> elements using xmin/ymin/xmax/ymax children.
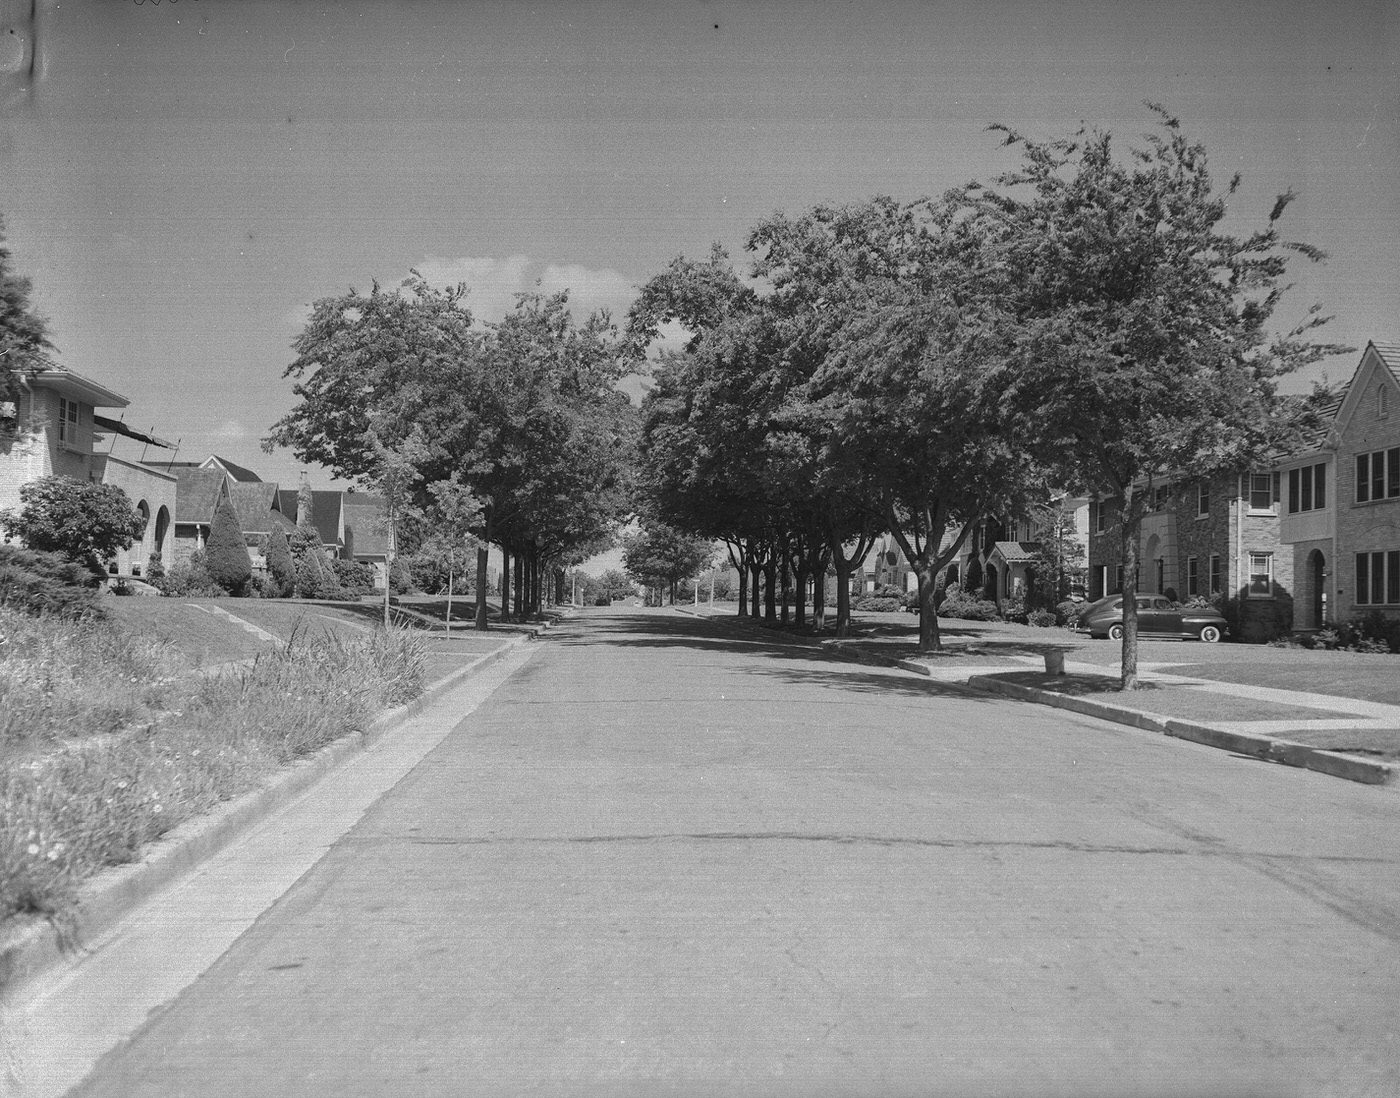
<box><xmin>1</xmin><ymin>0</ymin><xmax>1397</xmax><ymax>570</ymax></box>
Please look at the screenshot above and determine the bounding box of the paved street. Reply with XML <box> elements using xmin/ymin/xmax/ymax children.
<box><xmin>42</xmin><ymin>609</ymin><xmax>1400</xmax><ymax>1096</ymax></box>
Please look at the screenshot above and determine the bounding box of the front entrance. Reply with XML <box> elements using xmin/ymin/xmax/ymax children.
<box><xmin>1309</xmin><ymin>549</ymin><xmax>1327</xmax><ymax>628</ymax></box>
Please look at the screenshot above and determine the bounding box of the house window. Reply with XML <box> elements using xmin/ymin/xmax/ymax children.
<box><xmin>1381</xmin><ymin>385</ymin><xmax>1390</xmax><ymax>419</ymax></box>
<box><xmin>1248</xmin><ymin>552</ymin><xmax>1273</xmax><ymax>597</ymax></box>
<box><xmin>58</xmin><ymin>396</ymin><xmax>79</xmax><ymax>444</ymax></box>
<box><xmin>1187</xmin><ymin>557</ymin><xmax>1199</xmax><ymax>597</ymax></box>
<box><xmin>1248</xmin><ymin>472</ymin><xmax>1278</xmax><ymax>513</ymax></box>
<box><xmin>1094</xmin><ymin>500</ymin><xmax>1108</xmax><ymax>534</ymax></box>
<box><xmin>1288</xmin><ymin>462</ymin><xmax>1327</xmax><ymax>514</ymax></box>
<box><xmin>1355</xmin><ymin>550</ymin><xmax>1400</xmax><ymax>605</ymax></box>
<box><xmin>1209</xmin><ymin>554</ymin><xmax>1221</xmax><ymax>596</ymax></box>
<box><xmin>1114</xmin><ymin>565</ymin><xmax>1124</xmax><ymax>594</ymax></box>
<box><xmin>1197</xmin><ymin>482</ymin><xmax>1209</xmax><ymax>517</ymax></box>
<box><xmin>1355</xmin><ymin>447</ymin><xmax>1400</xmax><ymax>503</ymax></box>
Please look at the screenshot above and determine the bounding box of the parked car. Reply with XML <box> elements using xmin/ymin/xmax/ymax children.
<box><xmin>1078</xmin><ymin>595</ymin><xmax>1227</xmax><ymax>642</ymax></box>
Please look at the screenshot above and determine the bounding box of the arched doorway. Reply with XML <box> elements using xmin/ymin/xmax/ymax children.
<box><xmin>153</xmin><ymin>506</ymin><xmax>170</xmax><ymax>567</ymax></box>
<box><xmin>133</xmin><ymin>501</ymin><xmax>150</xmax><ymax>575</ymax></box>
<box><xmin>1308</xmin><ymin>549</ymin><xmax>1327</xmax><ymax>628</ymax></box>
<box><xmin>984</xmin><ymin>564</ymin><xmax>999</xmax><ymax>603</ymax></box>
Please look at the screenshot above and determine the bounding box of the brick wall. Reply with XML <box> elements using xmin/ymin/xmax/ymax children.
<box><xmin>1335</xmin><ymin>366</ymin><xmax>1400</xmax><ymax>623</ymax></box>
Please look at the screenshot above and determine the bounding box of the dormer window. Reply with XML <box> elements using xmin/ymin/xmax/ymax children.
<box><xmin>58</xmin><ymin>396</ymin><xmax>80</xmax><ymax>444</ymax></box>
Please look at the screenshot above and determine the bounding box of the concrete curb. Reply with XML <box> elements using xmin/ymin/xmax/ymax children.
<box><xmin>966</xmin><ymin>674</ymin><xmax>1398</xmax><ymax>787</ymax></box>
<box><xmin>0</xmin><ymin>631</ymin><xmax>533</xmax><ymax>1004</ymax></box>
<box><xmin>675</xmin><ymin>609</ymin><xmax>1397</xmax><ymax>789</ymax></box>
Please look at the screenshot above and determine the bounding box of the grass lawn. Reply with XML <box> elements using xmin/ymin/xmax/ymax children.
<box><xmin>1</xmin><ymin>600</ymin><xmax>429</xmax><ymax>924</ymax></box>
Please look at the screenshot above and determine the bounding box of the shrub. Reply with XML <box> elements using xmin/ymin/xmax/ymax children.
<box><xmin>1027</xmin><ymin>608</ymin><xmax>1058</xmax><ymax>628</ymax></box>
<box><xmin>388</xmin><ymin>557</ymin><xmax>414</xmax><ymax>595</ymax></box>
<box><xmin>1056</xmin><ymin>599</ymin><xmax>1085</xmax><ymax>629</ymax></box>
<box><xmin>0</xmin><ymin>544</ymin><xmax>103</xmax><ymax>618</ymax></box>
<box><xmin>939</xmin><ymin>583</ymin><xmax>1000</xmax><ymax>622</ymax></box>
<box><xmin>155</xmin><ymin>550</ymin><xmax>224</xmax><ymax>598</ymax></box>
<box><xmin>331</xmin><ymin>557</ymin><xmax>376</xmax><ymax>596</ymax></box>
<box><xmin>1001</xmin><ymin>597</ymin><xmax>1028</xmax><ymax>624</ymax></box>
<box><xmin>264</xmin><ymin>527</ymin><xmax>295</xmax><ymax>597</ymax></box>
<box><xmin>295</xmin><ymin>548</ymin><xmax>339</xmax><ymax>600</ymax></box>
<box><xmin>854</xmin><ymin>595</ymin><xmax>901</xmax><ymax>612</ymax></box>
<box><xmin>204</xmin><ymin>497</ymin><xmax>253</xmax><ymax>595</ymax></box>
<box><xmin>0</xmin><ymin>475</ymin><xmax>144</xmax><ymax>572</ymax></box>
<box><xmin>145</xmin><ymin>555</ymin><xmax>166</xmax><ymax>584</ymax></box>
<box><xmin>1338</xmin><ymin>611</ymin><xmax>1400</xmax><ymax>654</ymax></box>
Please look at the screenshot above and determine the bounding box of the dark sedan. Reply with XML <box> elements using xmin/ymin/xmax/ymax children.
<box><xmin>1079</xmin><ymin>595</ymin><xmax>1227</xmax><ymax>642</ymax></box>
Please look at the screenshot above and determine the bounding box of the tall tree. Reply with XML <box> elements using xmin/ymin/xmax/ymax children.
<box><xmin>205</xmin><ymin>496</ymin><xmax>253</xmax><ymax>595</ymax></box>
<box><xmin>969</xmin><ymin>105</ymin><xmax>1348</xmax><ymax>687</ymax></box>
<box><xmin>0</xmin><ymin>214</ymin><xmax>53</xmax><ymax>410</ymax></box>
<box><xmin>622</xmin><ymin>520</ymin><xmax>714</xmax><ymax>605</ymax></box>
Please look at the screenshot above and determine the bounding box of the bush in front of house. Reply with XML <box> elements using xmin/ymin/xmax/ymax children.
<box><xmin>0</xmin><ymin>544</ymin><xmax>103</xmax><ymax>619</ymax></box>
<box><xmin>0</xmin><ymin>475</ymin><xmax>144</xmax><ymax>576</ymax></box>
<box><xmin>154</xmin><ymin>549</ymin><xmax>224</xmax><ymax>598</ymax></box>
<box><xmin>1056</xmin><ymin>599</ymin><xmax>1085</xmax><ymax>629</ymax></box>
<box><xmin>388</xmin><ymin>557</ymin><xmax>414</xmax><ymax>595</ymax></box>
<box><xmin>264</xmin><ymin>527</ymin><xmax>295</xmax><ymax>597</ymax></box>
<box><xmin>204</xmin><ymin>497</ymin><xmax>253</xmax><ymax>596</ymax></box>
<box><xmin>1336</xmin><ymin>611</ymin><xmax>1400</xmax><ymax>654</ymax></box>
<box><xmin>938</xmin><ymin>582</ymin><xmax>1000</xmax><ymax>621</ymax></box>
<box><xmin>331</xmin><ymin>557</ymin><xmax>376</xmax><ymax>596</ymax></box>
<box><xmin>1027</xmin><ymin>608</ymin><xmax>1058</xmax><ymax>627</ymax></box>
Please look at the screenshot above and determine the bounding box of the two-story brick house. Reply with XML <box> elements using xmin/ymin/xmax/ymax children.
<box><xmin>1276</xmin><ymin>342</ymin><xmax>1400</xmax><ymax>627</ymax></box>
<box><xmin>1086</xmin><ymin>470</ymin><xmax>1293</xmax><ymax>641</ymax></box>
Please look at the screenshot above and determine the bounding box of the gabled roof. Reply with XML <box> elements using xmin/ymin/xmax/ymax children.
<box><xmin>990</xmin><ymin>541</ymin><xmax>1040</xmax><ymax>564</ymax></box>
<box><xmin>228</xmin><ymin>482</ymin><xmax>281</xmax><ymax>534</ymax></box>
<box><xmin>1333</xmin><ymin>340</ymin><xmax>1400</xmax><ymax>440</ymax></box>
<box><xmin>342</xmin><ymin>495</ymin><xmax>390</xmax><ymax>557</ymax></box>
<box><xmin>203</xmin><ymin>455</ymin><xmax>262</xmax><ymax>483</ymax></box>
<box><xmin>1371</xmin><ymin>341</ymin><xmax>1400</xmax><ymax>385</ymax></box>
<box><xmin>275</xmin><ymin>487</ymin><xmax>344</xmax><ymax>547</ymax></box>
<box><xmin>171</xmin><ymin>467</ymin><xmax>230</xmax><ymax>524</ymax></box>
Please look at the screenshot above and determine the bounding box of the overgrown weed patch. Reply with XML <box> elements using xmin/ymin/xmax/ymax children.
<box><xmin>1</xmin><ymin>610</ymin><xmax>425</xmax><ymax>922</ymax></box>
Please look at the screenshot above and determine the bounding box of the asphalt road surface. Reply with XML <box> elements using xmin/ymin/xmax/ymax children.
<box><xmin>60</xmin><ymin>609</ymin><xmax>1400</xmax><ymax>1096</ymax></box>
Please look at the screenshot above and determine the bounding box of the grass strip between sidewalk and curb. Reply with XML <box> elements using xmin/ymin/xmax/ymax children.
<box><xmin>0</xmin><ymin>628</ymin><xmax>539</xmax><ymax>1005</ymax></box>
<box><xmin>964</xmin><ymin>674</ymin><xmax>1398</xmax><ymax>787</ymax></box>
<box><xmin>675</xmin><ymin>607</ymin><xmax>1398</xmax><ymax>788</ymax></box>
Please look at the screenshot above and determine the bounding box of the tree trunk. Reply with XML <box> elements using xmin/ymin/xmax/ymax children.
<box><xmin>916</xmin><ymin>565</ymin><xmax>941</xmax><ymax>651</ymax></box>
<box><xmin>763</xmin><ymin>560</ymin><xmax>778</xmax><ymax>625</ymax></box>
<box><xmin>750</xmin><ymin>558</ymin><xmax>762</xmax><ymax>618</ymax></box>
<box><xmin>445</xmin><ymin>563</ymin><xmax>453</xmax><ymax>634</ymax></box>
<box><xmin>501</xmin><ymin>543</ymin><xmax>511</xmax><ymax>621</ymax></box>
<box><xmin>473</xmin><ymin>518</ymin><xmax>490</xmax><ymax>630</ymax></box>
<box><xmin>728</xmin><ymin>542</ymin><xmax>748</xmax><ymax>618</ymax></box>
<box><xmin>794</xmin><ymin>560</ymin><xmax>807</xmax><ymax>630</ymax></box>
<box><xmin>1120</xmin><ymin>493</ymin><xmax>1142</xmax><ymax>691</ymax></box>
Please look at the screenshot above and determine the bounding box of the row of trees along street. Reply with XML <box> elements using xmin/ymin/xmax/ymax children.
<box><xmin>266</xmin><ymin>279</ymin><xmax>638</xmax><ymax>628</ymax></box>
<box><xmin>627</xmin><ymin>108</ymin><xmax>1345</xmax><ymax>689</ymax></box>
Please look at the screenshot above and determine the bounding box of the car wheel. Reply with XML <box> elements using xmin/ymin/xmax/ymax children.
<box><xmin>1108</xmin><ymin>623</ymin><xmax>1124</xmax><ymax>641</ymax></box>
<box><xmin>1199</xmin><ymin>624</ymin><xmax>1221</xmax><ymax>643</ymax></box>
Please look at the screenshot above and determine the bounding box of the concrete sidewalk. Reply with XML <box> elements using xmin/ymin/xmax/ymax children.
<box><xmin>679</xmin><ymin>607</ymin><xmax>1400</xmax><ymax>787</ymax></box>
<box><xmin>0</xmin><ymin>622</ymin><xmax>544</xmax><ymax>1018</ymax></box>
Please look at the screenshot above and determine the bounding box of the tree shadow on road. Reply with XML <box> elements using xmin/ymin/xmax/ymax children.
<box><xmin>547</xmin><ymin>609</ymin><xmax>1002</xmax><ymax>703</ymax></box>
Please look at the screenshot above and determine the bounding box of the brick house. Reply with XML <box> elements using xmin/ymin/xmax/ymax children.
<box><xmin>1086</xmin><ymin>471</ymin><xmax>1293</xmax><ymax>641</ymax></box>
<box><xmin>1277</xmin><ymin>341</ymin><xmax>1400</xmax><ymax>627</ymax></box>
<box><xmin>1</xmin><ymin>364</ymin><xmax>177</xmax><ymax>576</ymax></box>
<box><xmin>942</xmin><ymin>495</ymin><xmax>1091</xmax><ymax>606</ymax></box>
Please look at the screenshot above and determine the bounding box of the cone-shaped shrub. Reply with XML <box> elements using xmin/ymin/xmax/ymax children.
<box><xmin>265</xmin><ymin>526</ymin><xmax>295</xmax><ymax>597</ymax></box>
<box><xmin>205</xmin><ymin>497</ymin><xmax>253</xmax><ymax>595</ymax></box>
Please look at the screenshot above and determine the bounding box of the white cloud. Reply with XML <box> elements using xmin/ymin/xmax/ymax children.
<box><xmin>211</xmin><ymin>419</ymin><xmax>249</xmax><ymax>439</ymax></box>
<box><xmin>414</xmin><ymin>254</ymin><xmax>641</xmax><ymax>326</ymax></box>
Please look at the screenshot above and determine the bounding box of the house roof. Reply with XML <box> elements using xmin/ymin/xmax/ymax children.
<box><xmin>204</xmin><ymin>455</ymin><xmax>263</xmax><ymax>483</ymax></box>
<box><xmin>1370</xmin><ymin>341</ymin><xmax>1400</xmax><ymax>386</ymax></box>
<box><xmin>29</xmin><ymin>365</ymin><xmax>129</xmax><ymax>408</ymax></box>
<box><xmin>229</xmin><ymin>482</ymin><xmax>281</xmax><ymax>534</ymax></box>
<box><xmin>171</xmin><ymin>467</ymin><xmax>230</xmax><ymax>524</ymax></box>
<box><xmin>342</xmin><ymin>495</ymin><xmax>390</xmax><ymax>557</ymax></box>
<box><xmin>275</xmin><ymin>488</ymin><xmax>344</xmax><ymax>546</ymax></box>
<box><xmin>990</xmin><ymin>541</ymin><xmax>1040</xmax><ymax>564</ymax></box>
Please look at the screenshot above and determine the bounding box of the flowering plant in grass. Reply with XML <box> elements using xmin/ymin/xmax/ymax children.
<box><xmin>1</xmin><ymin>616</ymin><xmax>426</xmax><ymax>922</ymax></box>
